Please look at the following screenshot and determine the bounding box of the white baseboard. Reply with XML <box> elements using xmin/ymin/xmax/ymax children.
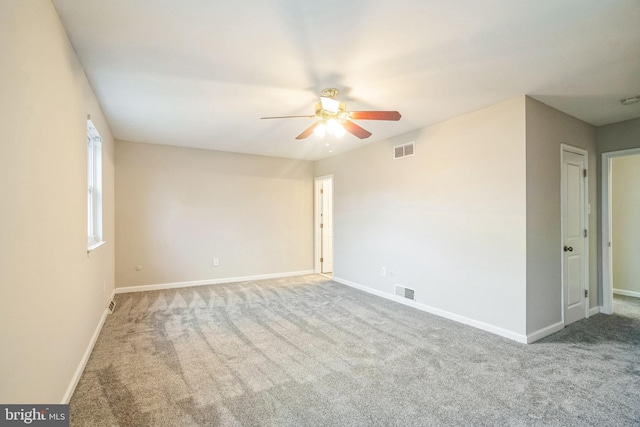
<box><xmin>332</xmin><ymin>276</ymin><xmax>529</xmax><ymax>344</ymax></box>
<box><xmin>613</xmin><ymin>288</ymin><xmax>640</xmax><ymax>298</ymax></box>
<box><xmin>525</xmin><ymin>321</ymin><xmax>565</xmax><ymax>344</ymax></box>
<box><xmin>61</xmin><ymin>290</ymin><xmax>115</xmax><ymax>404</ymax></box>
<box><xmin>115</xmin><ymin>270</ymin><xmax>316</xmax><ymax>294</ymax></box>
<box><xmin>525</xmin><ymin>306</ymin><xmax>603</xmax><ymax>343</ymax></box>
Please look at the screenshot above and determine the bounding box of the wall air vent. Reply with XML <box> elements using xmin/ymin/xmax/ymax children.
<box><xmin>107</xmin><ymin>300</ymin><xmax>116</xmax><ymax>314</ymax></box>
<box><xmin>395</xmin><ymin>284</ymin><xmax>415</xmax><ymax>301</ymax></box>
<box><xmin>393</xmin><ymin>142</ymin><xmax>415</xmax><ymax>159</ymax></box>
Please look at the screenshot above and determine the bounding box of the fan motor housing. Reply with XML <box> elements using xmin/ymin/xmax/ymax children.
<box><xmin>315</xmin><ymin>102</ymin><xmax>347</xmax><ymax>119</ymax></box>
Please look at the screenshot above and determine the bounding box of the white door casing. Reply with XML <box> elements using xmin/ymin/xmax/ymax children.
<box><xmin>561</xmin><ymin>145</ymin><xmax>589</xmax><ymax>325</ymax></box>
<box><xmin>314</xmin><ymin>176</ymin><xmax>333</xmax><ymax>275</ymax></box>
<box><xmin>601</xmin><ymin>147</ymin><xmax>640</xmax><ymax>315</ymax></box>
<box><xmin>321</xmin><ymin>178</ymin><xmax>333</xmax><ymax>273</ymax></box>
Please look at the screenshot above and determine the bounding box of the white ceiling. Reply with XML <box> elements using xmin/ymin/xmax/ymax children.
<box><xmin>52</xmin><ymin>0</ymin><xmax>640</xmax><ymax>161</ymax></box>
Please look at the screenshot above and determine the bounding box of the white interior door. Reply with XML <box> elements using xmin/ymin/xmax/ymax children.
<box><xmin>320</xmin><ymin>178</ymin><xmax>333</xmax><ymax>274</ymax></box>
<box><xmin>562</xmin><ymin>147</ymin><xmax>588</xmax><ymax>325</ymax></box>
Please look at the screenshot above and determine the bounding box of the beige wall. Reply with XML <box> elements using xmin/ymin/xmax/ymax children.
<box><xmin>524</xmin><ymin>97</ymin><xmax>597</xmax><ymax>334</ymax></box>
<box><xmin>0</xmin><ymin>0</ymin><xmax>115</xmax><ymax>403</ymax></box>
<box><xmin>612</xmin><ymin>154</ymin><xmax>640</xmax><ymax>295</ymax></box>
<box><xmin>115</xmin><ymin>141</ymin><xmax>314</xmax><ymax>287</ymax></box>
<box><xmin>315</xmin><ymin>97</ymin><xmax>528</xmax><ymax>336</ymax></box>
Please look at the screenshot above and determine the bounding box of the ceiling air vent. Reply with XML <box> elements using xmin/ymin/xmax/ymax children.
<box><xmin>395</xmin><ymin>284</ymin><xmax>415</xmax><ymax>301</ymax></box>
<box><xmin>393</xmin><ymin>142</ymin><xmax>415</xmax><ymax>159</ymax></box>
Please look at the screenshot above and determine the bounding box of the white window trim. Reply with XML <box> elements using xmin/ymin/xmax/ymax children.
<box><xmin>87</xmin><ymin>240</ymin><xmax>106</xmax><ymax>255</ymax></box>
<box><xmin>87</xmin><ymin>119</ymin><xmax>104</xmax><ymax>252</ymax></box>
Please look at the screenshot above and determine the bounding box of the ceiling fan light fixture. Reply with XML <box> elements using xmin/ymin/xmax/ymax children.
<box><xmin>327</xmin><ymin>119</ymin><xmax>345</xmax><ymax>138</ymax></box>
<box><xmin>314</xmin><ymin>122</ymin><xmax>327</xmax><ymax>137</ymax></box>
<box><xmin>320</xmin><ymin>96</ymin><xmax>341</xmax><ymax>113</ymax></box>
<box><xmin>264</xmin><ymin>87</ymin><xmax>400</xmax><ymax>140</ymax></box>
<box><xmin>326</xmin><ymin>118</ymin><xmax>338</xmax><ymax>132</ymax></box>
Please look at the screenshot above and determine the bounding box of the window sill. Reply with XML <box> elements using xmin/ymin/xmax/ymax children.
<box><xmin>87</xmin><ymin>241</ymin><xmax>106</xmax><ymax>256</ymax></box>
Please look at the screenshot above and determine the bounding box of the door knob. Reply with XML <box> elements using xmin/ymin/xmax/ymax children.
<box><xmin>564</xmin><ymin>246</ymin><xmax>573</xmax><ymax>252</ymax></box>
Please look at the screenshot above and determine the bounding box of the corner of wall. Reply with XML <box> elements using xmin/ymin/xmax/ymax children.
<box><xmin>524</xmin><ymin>97</ymin><xmax>597</xmax><ymax>335</ymax></box>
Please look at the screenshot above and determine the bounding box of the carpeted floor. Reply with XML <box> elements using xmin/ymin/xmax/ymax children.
<box><xmin>70</xmin><ymin>275</ymin><xmax>640</xmax><ymax>426</ymax></box>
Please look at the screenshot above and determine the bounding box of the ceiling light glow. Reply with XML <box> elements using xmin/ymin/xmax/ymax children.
<box><xmin>326</xmin><ymin>119</ymin><xmax>340</xmax><ymax>133</ymax></box>
<box><xmin>311</xmin><ymin>117</ymin><xmax>347</xmax><ymax>140</ymax></box>
<box><xmin>323</xmin><ymin>119</ymin><xmax>345</xmax><ymax>138</ymax></box>
<box><xmin>314</xmin><ymin>122</ymin><xmax>326</xmax><ymax>137</ymax></box>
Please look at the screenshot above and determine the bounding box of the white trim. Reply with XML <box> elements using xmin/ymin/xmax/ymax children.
<box><xmin>526</xmin><ymin>322</ymin><xmax>565</xmax><ymax>344</ymax></box>
<box><xmin>314</xmin><ymin>175</ymin><xmax>333</xmax><ymax>276</ymax></box>
<box><xmin>602</xmin><ymin>153</ymin><xmax>614</xmax><ymax>315</ymax></box>
<box><xmin>61</xmin><ymin>290</ymin><xmax>115</xmax><ymax>404</ymax></box>
<box><xmin>613</xmin><ymin>288</ymin><xmax>640</xmax><ymax>299</ymax></box>
<box><xmin>601</xmin><ymin>147</ymin><xmax>640</xmax><ymax>315</ymax></box>
<box><xmin>560</xmin><ymin>144</ymin><xmax>590</xmax><ymax>323</ymax></box>
<box><xmin>314</xmin><ymin>177</ymin><xmax>322</xmax><ymax>274</ymax></box>
<box><xmin>87</xmin><ymin>240</ymin><xmax>106</xmax><ymax>255</ymax></box>
<box><xmin>115</xmin><ymin>270</ymin><xmax>315</xmax><ymax>294</ymax></box>
<box><xmin>589</xmin><ymin>306</ymin><xmax>602</xmax><ymax>316</ymax></box>
<box><xmin>332</xmin><ymin>276</ymin><xmax>529</xmax><ymax>344</ymax></box>
<box><xmin>87</xmin><ymin>119</ymin><xmax>103</xmax><ymax>247</ymax></box>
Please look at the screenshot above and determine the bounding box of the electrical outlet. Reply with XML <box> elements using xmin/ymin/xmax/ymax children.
<box><xmin>381</xmin><ymin>267</ymin><xmax>386</xmax><ymax>276</ymax></box>
<box><xmin>213</xmin><ymin>258</ymin><xmax>219</xmax><ymax>267</ymax></box>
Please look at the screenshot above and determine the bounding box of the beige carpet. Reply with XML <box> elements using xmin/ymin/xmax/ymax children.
<box><xmin>70</xmin><ymin>275</ymin><xmax>640</xmax><ymax>426</ymax></box>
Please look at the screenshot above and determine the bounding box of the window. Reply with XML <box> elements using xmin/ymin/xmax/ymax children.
<box><xmin>87</xmin><ymin>119</ymin><xmax>103</xmax><ymax>249</ymax></box>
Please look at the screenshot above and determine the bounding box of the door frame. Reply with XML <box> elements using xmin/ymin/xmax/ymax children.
<box><xmin>560</xmin><ymin>144</ymin><xmax>590</xmax><ymax>324</ymax></box>
<box><xmin>314</xmin><ymin>175</ymin><xmax>334</xmax><ymax>275</ymax></box>
<box><xmin>601</xmin><ymin>147</ymin><xmax>640</xmax><ymax>315</ymax></box>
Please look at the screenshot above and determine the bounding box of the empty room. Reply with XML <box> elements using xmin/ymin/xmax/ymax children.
<box><xmin>1</xmin><ymin>1</ymin><xmax>640</xmax><ymax>426</ymax></box>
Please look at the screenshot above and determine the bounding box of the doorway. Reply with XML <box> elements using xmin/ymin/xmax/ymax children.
<box><xmin>561</xmin><ymin>145</ymin><xmax>589</xmax><ymax>325</ymax></box>
<box><xmin>314</xmin><ymin>176</ymin><xmax>333</xmax><ymax>276</ymax></box>
<box><xmin>601</xmin><ymin>148</ymin><xmax>640</xmax><ymax>315</ymax></box>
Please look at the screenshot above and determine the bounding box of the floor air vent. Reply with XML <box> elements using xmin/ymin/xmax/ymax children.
<box><xmin>107</xmin><ymin>300</ymin><xmax>116</xmax><ymax>314</ymax></box>
<box><xmin>395</xmin><ymin>285</ymin><xmax>415</xmax><ymax>301</ymax></box>
<box><xmin>393</xmin><ymin>142</ymin><xmax>415</xmax><ymax>159</ymax></box>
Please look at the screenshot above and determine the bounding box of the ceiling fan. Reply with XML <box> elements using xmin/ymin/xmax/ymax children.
<box><xmin>261</xmin><ymin>88</ymin><xmax>401</xmax><ymax>140</ymax></box>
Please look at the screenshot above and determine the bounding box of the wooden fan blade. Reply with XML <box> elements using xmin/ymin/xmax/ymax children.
<box><xmin>342</xmin><ymin>120</ymin><xmax>372</xmax><ymax>139</ymax></box>
<box><xmin>295</xmin><ymin>122</ymin><xmax>321</xmax><ymax>140</ymax></box>
<box><xmin>261</xmin><ymin>115</ymin><xmax>316</xmax><ymax>119</ymax></box>
<box><xmin>348</xmin><ymin>111</ymin><xmax>401</xmax><ymax>121</ymax></box>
